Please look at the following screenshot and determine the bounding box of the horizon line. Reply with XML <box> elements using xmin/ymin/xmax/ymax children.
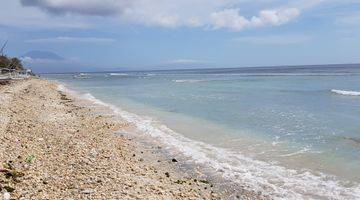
<box><xmin>38</xmin><ymin>62</ymin><xmax>360</xmax><ymax>74</ymax></box>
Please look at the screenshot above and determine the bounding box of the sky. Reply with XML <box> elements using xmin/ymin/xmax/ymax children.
<box><xmin>0</xmin><ymin>0</ymin><xmax>360</xmax><ymax>72</ymax></box>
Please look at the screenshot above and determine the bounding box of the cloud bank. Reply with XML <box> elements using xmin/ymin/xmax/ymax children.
<box><xmin>210</xmin><ymin>8</ymin><xmax>300</xmax><ymax>31</ymax></box>
<box><xmin>20</xmin><ymin>0</ymin><xmax>309</xmax><ymax>31</ymax></box>
<box><xmin>20</xmin><ymin>0</ymin><xmax>126</xmax><ymax>16</ymax></box>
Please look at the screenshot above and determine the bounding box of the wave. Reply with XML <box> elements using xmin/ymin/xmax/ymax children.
<box><xmin>278</xmin><ymin>147</ymin><xmax>322</xmax><ymax>157</ymax></box>
<box><xmin>109</xmin><ymin>73</ymin><xmax>129</xmax><ymax>76</ymax></box>
<box><xmin>331</xmin><ymin>89</ymin><xmax>360</xmax><ymax>96</ymax></box>
<box><xmin>173</xmin><ymin>79</ymin><xmax>203</xmax><ymax>83</ymax></box>
<box><xmin>57</xmin><ymin>83</ymin><xmax>360</xmax><ymax>200</ymax></box>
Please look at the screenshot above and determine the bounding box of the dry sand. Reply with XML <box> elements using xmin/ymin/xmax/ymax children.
<box><xmin>0</xmin><ymin>78</ymin><xmax>264</xmax><ymax>199</ymax></box>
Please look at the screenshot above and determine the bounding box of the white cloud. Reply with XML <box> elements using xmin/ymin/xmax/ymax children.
<box><xmin>21</xmin><ymin>56</ymin><xmax>58</xmax><ymax>64</ymax></box>
<box><xmin>233</xmin><ymin>34</ymin><xmax>311</xmax><ymax>45</ymax></box>
<box><xmin>17</xmin><ymin>0</ymin><xmax>321</xmax><ymax>31</ymax></box>
<box><xmin>210</xmin><ymin>9</ymin><xmax>249</xmax><ymax>31</ymax></box>
<box><xmin>26</xmin><ymin>36</ymin><xmax>116</xmax><ymax>43</ymax></box>
<box><xmin>210</xmin><ymin>8</ymin><xmax>300</xmax><ymax>31</ymax></box>
<box><xmin>256</xmin><ymin>8</ymin><xmax>300</xmax><ymax>26</ymax></box>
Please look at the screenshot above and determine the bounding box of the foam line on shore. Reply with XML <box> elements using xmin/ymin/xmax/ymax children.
<box><xmin>57</xmin><ymin>83</ymin><xmax>360</xmax><ymax>200</ymax></box>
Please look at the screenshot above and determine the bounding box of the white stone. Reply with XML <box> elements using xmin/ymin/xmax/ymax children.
<box><xmin>81</xmin><ymin>189</ymin><xmax>95</xmax><ymax>194</ymax></box>
<box><xmin>3</xmin><ymin>192</ymin><xmax>11</xmax><ymax>200</ymax></box>
<box><xmin>89</xmin><ymin>148</ymin><xmax>98</xmax><ymax>158</ymax></box>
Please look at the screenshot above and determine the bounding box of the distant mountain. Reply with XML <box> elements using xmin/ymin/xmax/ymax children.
<box><xmin>21</xmin><ymin>50</ymin><xmax>64</xmax><ymax>60</ymax></box>
<box><xmin>19</xmin><ymin>50</ymin><xmax>130</xmax><ymax>73</ymax></box>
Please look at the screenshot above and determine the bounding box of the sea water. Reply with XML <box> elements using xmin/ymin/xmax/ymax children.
<box><xmin>45</xmin><ymin>65</ymin><xmax>360</xmax><ymax>199</ymax></box>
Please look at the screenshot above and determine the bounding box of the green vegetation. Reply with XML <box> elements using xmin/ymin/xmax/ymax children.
<box><xmin>25</xmin><ymin>155</ymin><xmax>36</xmax><ymax>164</ymax></box>
<box><xmin>0</xmin><ymin>55</ymin><xmax>24</xmax><ymax>72</ymax></box>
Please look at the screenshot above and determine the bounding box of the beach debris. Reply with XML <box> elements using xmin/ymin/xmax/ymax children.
<box><xmin>1</xmin><ymin>162</ymin><xmax>24</xmax><ymax>180</ymax></box>
<box><xmin>4</xmin><ymin>170</ymin><xmax>24</xmax><ymax>180</ymax></box>
<box><xmin>199</xmin><ymin>180</ymin><xmax>210</xmax><ymax>184</ymax></box>
<box><xmin>171</xmin><ymin>158</ymin><xmax>178</xmax><ymax>163</ymax></box>
<box><xmin>2</xmin><ymin>163</ymin><xmax>12</xmax><ymax>170</ymax></box>
<box><xmin>81</xmin><ymin>188</ymin><xmax>95</xmax><ymax>194</ymax></box>
<box><xmin>3</xmin><ymin>192</ymin><xmax>11</xmax><ymax>200</ymax></box>
<box><xmin>60</xmin><ymin>93</ymin><xmax>71</xmax><ymax>101</ymax></box>
<box><xmin>3</xmin><ymin>186</ymin><xmax>15</xmax><ymax>193</ymax></box>
<box><xmin>1</xmin><ymin>161</ymin><xmax>25</xmax><ymax>195</ymax></box>
<box><xmin>165</xmin><ymin>172</ymin><xmax>170</xmax><ymax>178</ymax></box>
<box><xmin>0</xmin><ymin>80</ymin><xmax>10</xmax><ymax>85</ymax></box>
<box><xmin>25</xmin><ymin>155</ymin><xmax>36</xmax><ymax>164</ymax></box>
<box><xmin>175</xmin><ymin>180</ymin><xmax>186</xmax><ymax>184</ymax></box>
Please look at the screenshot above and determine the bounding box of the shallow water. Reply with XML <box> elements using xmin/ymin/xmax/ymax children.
<box><xmin>46</xmin><ymin>64</ymin><xmax>360</xmax><ymax>199</ymax></box>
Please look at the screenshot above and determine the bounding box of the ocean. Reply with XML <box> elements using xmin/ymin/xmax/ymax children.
<box><xmin>45</xmin><ymin>64</ymin><xmax>360</xmax><ymax>199</ymax></box>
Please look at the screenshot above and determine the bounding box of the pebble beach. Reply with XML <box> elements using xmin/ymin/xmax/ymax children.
<box><xmin>0</xmin><ymin>78</ymin><xmax>265</xmax><ymax>200</ymax></box>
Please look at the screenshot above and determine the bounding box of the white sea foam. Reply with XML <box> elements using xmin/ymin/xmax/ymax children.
<box><xmin>57</xmin><ymin>83</ymin><xmax>360</xmax><ymax>200</ymax></box>
<box><xmin>279</xmin><ymin>147</ymin><xmax>312</xmax><ymax>157</ymax></box>
<box><xmin>173</xmin><ymin>79</ymin><xmax>203</xmax><ymax>83</ymax></box>
<box><xmin>57</xmin><ymin>83</ymin><xmax>67</xmax><ymax>92</ymax></box>
<box><xmin>109</xmin><ymin>73</ymin><xmax>128</xmax><ymax>76</ymax></box>
<box><xmin>331</xmin><ymin>89</ymin><xmax>360</xmax><ymax>96</ymax></box>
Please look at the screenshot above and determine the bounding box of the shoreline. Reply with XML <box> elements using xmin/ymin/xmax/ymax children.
<box><xmin>0</xmin><ymin>78</ymin><xmax>263</xmax><ymax>199</ymax></box>
<box><xmin>54</xmin><ymin>75</ymin><xmax>360</xmax><ymax>200</ymax></box>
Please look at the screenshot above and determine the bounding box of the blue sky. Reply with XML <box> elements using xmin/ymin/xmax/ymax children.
<box><xmin>1</xmin><ymin>0</ymin><xmax>360</xmax><ymax>72</ymax></box>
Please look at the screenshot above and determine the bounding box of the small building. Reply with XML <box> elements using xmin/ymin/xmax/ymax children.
<box><xmin>0</xmin><ymin>68</ymin><xmax>33</xmax><ymax>79</ymax></box>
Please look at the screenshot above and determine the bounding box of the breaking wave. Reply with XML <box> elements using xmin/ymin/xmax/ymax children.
<box><xmin>109</xmin><ymin>73</ymin><xmax>129</xmax><ymax>76</ymax></box>
<box><xmin>173</xmin><ymin>79</ymin><xmax>203</xmax><ymax>83</ymax></box>
<box><xmin>331</xmin><ymin>89</ymin><xmax>360</xmax><ymax>96</ymax></box>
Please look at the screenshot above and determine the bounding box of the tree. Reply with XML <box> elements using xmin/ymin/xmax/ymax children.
<box><xmin>10</xmin><ymin>57</ymin><xmax>23</xmax><ymax>70</ymax></box>
<box><xmin>0</xmin><ymin>55</ymin><xmax>11</xmax><ymax>68</ymax></box>
<box><xmin>0</xmin><ymin>56</ymin><xmax>24</xmax><ymax>72</ymax></box>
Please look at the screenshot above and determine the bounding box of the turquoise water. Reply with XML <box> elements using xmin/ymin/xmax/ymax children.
<box><xmin>45</xmin><ymin>65</ymin><xmax>360</xmax><ymax>199</ymax></box>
